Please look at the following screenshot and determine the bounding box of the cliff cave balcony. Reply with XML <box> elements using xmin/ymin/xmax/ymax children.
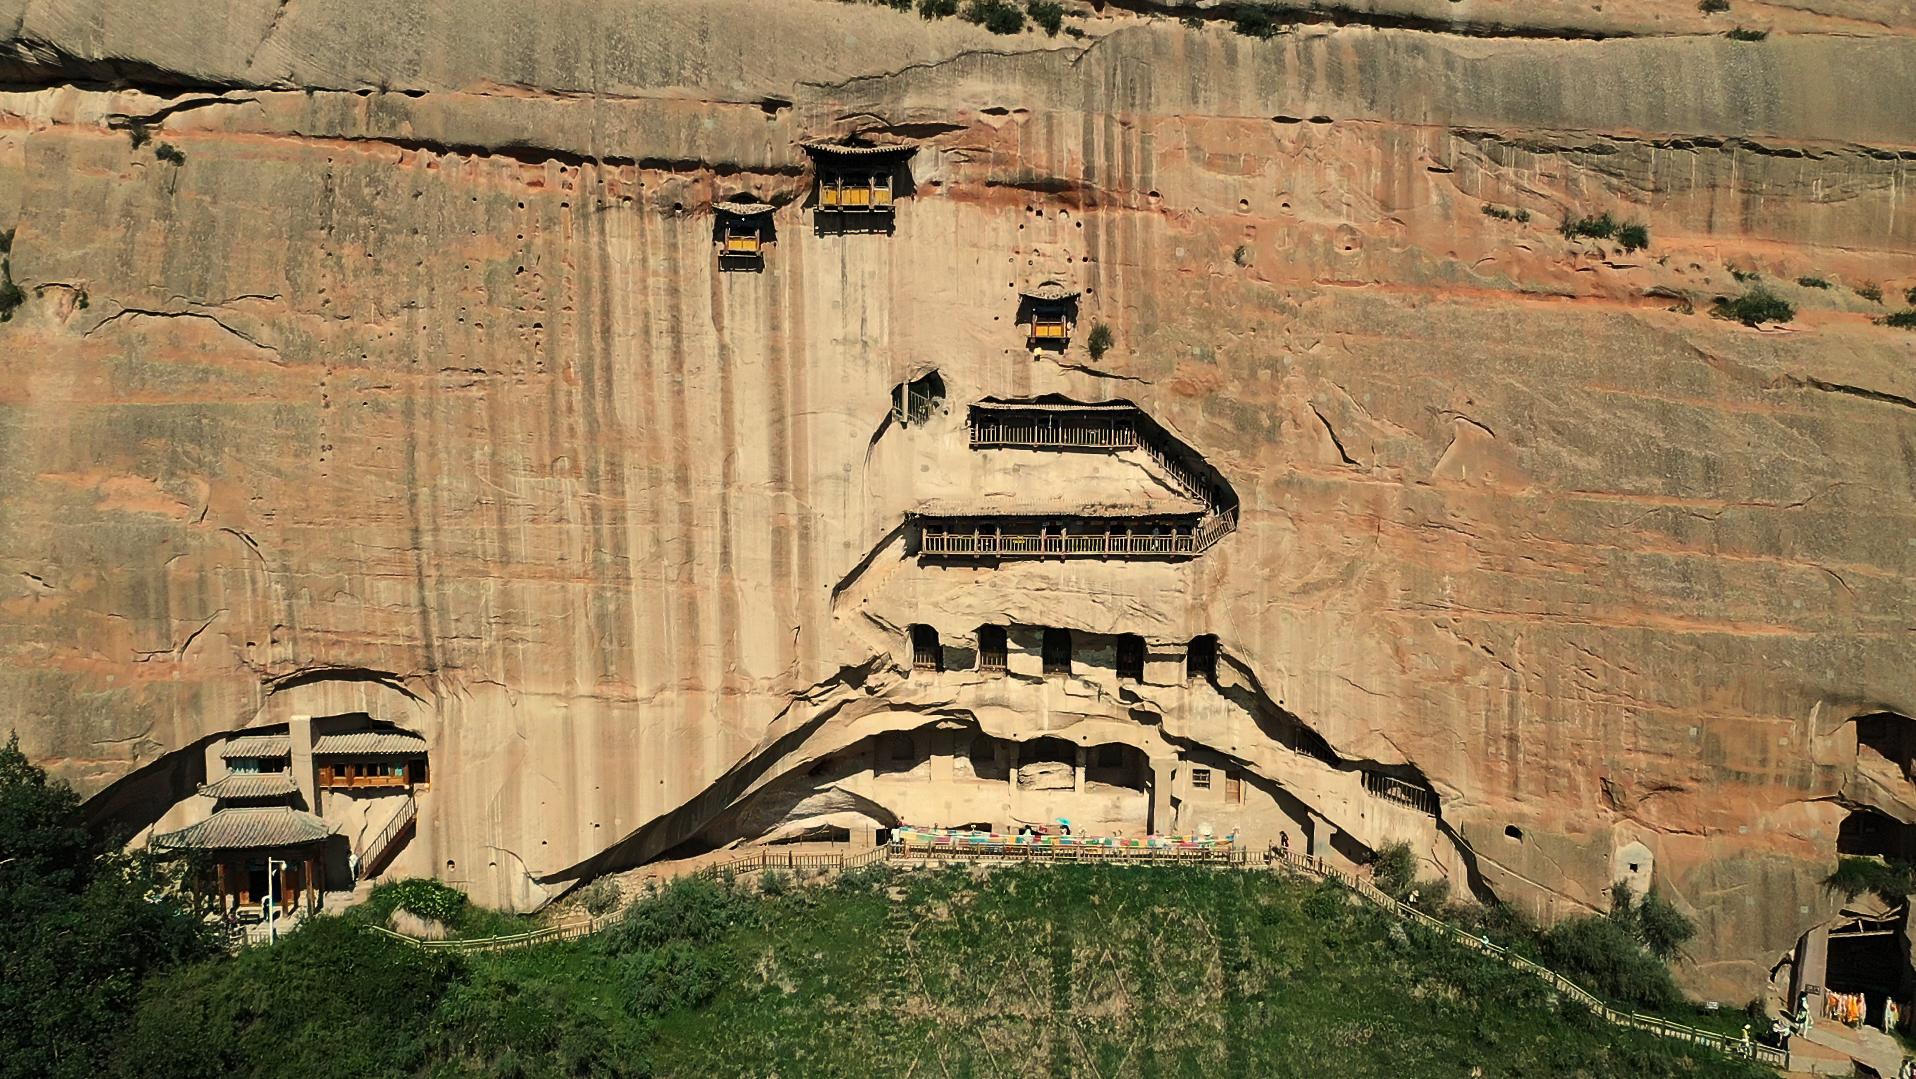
<box><xmin>1018</xmin><ymin>283</ymin><xmax>1080</xmax><ymax>350</ymax></box>
<box><xmin>964</xmin><ymin>398</ymin><xmax>1240</xmax><ymax>548</ymax></box>
<box><xmin>912</xmin><ymin>512</ymin><xmax>1233</xmax><ymax>560</ymax></box>
<box><xmin>804</xmin><ymin>140</ymin><xmax>915</xmax><ymax>236</ymax></box>
<box><xmin>713</xmin><ymin>200</ymin><xmax>775</xmax><ymax>272</ymax></box>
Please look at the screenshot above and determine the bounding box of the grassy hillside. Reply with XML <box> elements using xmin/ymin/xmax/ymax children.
<box><xmin>115</xmin><ymin>861</ymin><xmax>1776</xmax><ymax>1079</ymax></box>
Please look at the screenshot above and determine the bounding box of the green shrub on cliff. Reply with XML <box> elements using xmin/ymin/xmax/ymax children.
<box><xmin>1027</xmin><ymin>0</ymin><xmax>1064</xmax><ymax>35</ymax></box>
<box><xmin>1698</xmin><ymin>0</ymin><xmax>1730</xmax><ymax>11</ymax></box>
<box><xmin>1824</xmin><ymin>856</ymin><xmax>1916</xmax><ymax>901</ymax></box>
<box><xmin>1712</xmin><ymin>290</ymin><xmax>1794</xmax><ymax>326</ymax></box>
<box><xmin>1234</xmin><ymin>3</ymin><xmax>1281</xmax><ymax>38</ymax></box>
<box><xmin>1086</xmin><ymin>321</ymin><xmax>1114</xmax><ymax>360</ymax></box>
<box><xmin>1726</xmin><ymin>26</ymin><xmax>1768</xmax><ymax>40</ymax></box>
<box><xmin>1879</xmin><ymin>310</ymin><xmax>1916</xmax><ymax>329</ymax></box>
<box><xmin>1561</xmin><ymin>211</ymin><xmax>1650</xmax><ymax>252</ymax></box>
<box><xmin>0</xmin><ymin>263</ymin><xmax>23</xmax><ymax>323</ymax></box>
<box><xmin>961</xmin><ymin>0</ymin><xmax>1024</xmax><ymax>33</ymax></box>
<box><xmin>918</xmin><ymin>0</ymin><xmax>958</xmax><ymax>18</ymax></box>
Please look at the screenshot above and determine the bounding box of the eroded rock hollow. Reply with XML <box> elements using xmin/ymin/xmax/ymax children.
<box><xmin>6</xmin><ymin>0</ymin><xmax>1916</xmax><ymax>1003</ymax></box>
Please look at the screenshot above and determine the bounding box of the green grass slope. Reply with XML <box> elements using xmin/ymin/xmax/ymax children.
<box><xmin>112</xmin><ymin>864</ymin><xmax>1776</xmax><ymax>1079</ymax></box>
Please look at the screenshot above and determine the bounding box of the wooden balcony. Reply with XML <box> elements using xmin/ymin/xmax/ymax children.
<box><xmin>817</xmin><ymin>176</ymin><xmax>893</xmax><ymax>211</ymax></box>
<box><xmin>918</xmin><ymin>515</ymin><xmax>1235</xmax><ymax>559</ymax></box>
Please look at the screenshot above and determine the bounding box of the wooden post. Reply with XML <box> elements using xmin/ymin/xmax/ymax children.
<box><xmin>215</xmin><ymin>861</ymin><xmax>229</xmax><ymax>913</ymax></box>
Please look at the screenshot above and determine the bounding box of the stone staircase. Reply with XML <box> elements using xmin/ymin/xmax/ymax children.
<box><xmin>1798</xmin><ymin>1021</ymin><xmax>1907</xmax><ymax>1077</ymax></box>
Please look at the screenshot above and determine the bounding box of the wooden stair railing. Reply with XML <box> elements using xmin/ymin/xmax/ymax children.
<box><xmin>360</xmin><ymin>794</ymin><xmax>418</xmax><ymax>880</ymax></box>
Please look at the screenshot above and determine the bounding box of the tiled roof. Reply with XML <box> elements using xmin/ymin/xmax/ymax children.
<box><xmin>972</xmin><ymin>399</ymin><xmax>1137</xmax><ymax>414</ymax></box>
<box><xmin>220</xmin><ymin>734</ymin><xmax>291</xmax><ymax>759</ymax></box>
<box><xmin>911</xmin><ymin>498</ymin><xmax>1206</xmax><ymax>518</ymax></box>
<box><xmin>310</xmin><ymin>730</ymin><xmax>427</xmax><ymax>756</ymax></box>
<box><xmin>802</xmin><ymin>139</ymin><xmax>915</xmax><ymax>157</ymax></box>
<box><xmin>1019</xmin><ymin>282</ymin><xmax>1081</xmax><ymax>301</ymax></box>
<box><xmin>151</xmin><ymin>807</ymin><xmax>333</xmax><ymax>851</ymax></box>
<box><xmin>199</xmin><ymin>772</ymin><xmax>299</xmax><ymax>800</ymax></box>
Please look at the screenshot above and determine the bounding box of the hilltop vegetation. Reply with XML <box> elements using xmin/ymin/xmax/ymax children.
<box><xmin>2</xmin><ymin>743</ymin><xmax>1766</xmax><ymax>1078</ymax></box>
<box><xmin>103</xmin><ymin>862</ymin><xmax>1765</xmax><ymax>1079</ymax></box>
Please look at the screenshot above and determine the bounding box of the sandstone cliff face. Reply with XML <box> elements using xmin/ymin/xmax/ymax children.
<box><xmin>5</xmin><ymin>0</ymin><xmax>1916</xmax><ymax>1001</ymax></box>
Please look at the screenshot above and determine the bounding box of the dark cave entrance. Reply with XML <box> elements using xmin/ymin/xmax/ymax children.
<box><xmin>1838</xmin><ymin>809</ymin><xmax>1916</xmax><ymax>860</ymax></box>
<box><xmin>1857</xmin><ymin>712</ymin><xmax>1916</xmax><ymax>782</ymax></box>
<box><xmin>1824</xmin><ymin>912</ymin><xmax>1910</xmax><ymax>1029</ymax></box>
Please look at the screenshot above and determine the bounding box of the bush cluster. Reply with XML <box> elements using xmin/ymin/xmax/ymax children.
<box><xmin>1234</xmin><ymin>3</ymin><xmax>1282</xmax><ymax>38</ymax></box>
<box><xmin>1698</xmin><ymin>0</ymin><xmax>1730</xmax><ymax>11</ymax></box>
<box><xmin>1482</xmin><ymin>203</ymin><xmax>1532</xmax><ymax>223</ymax></box>
<box><xmin>1712</xmin><ymin>290</ymin><xmax>1794</xmax><ymax>326</ymax></box>
<box><xmin>1825</xmin><ymin>856</ymin><xmax>1916</xmax><ymax>900</ymax></box>
<box><xmin>1856</xmin><ymin>283</ymin><xmax>1884</xmax><ymax>304</ymax></box>
<box><xmin>1726</xmin><ymin>26</ymin><xmax>1768</xmax><ymax>40</ymax></box>
<box><xmin>367</xmin><ymin>876</ymin><xmax>471</xmax><ymax>926</ymax></box>
<box><xmin>1086</xmin><ymin>322</ymin><xmax>1114</xmax><ymax>360</ymax></box>
<box><xmin>1027</xmin><ymin>0</ymin><xmax>1064</xmax><ymax>35</ymax></box>
<box><xmin>1561</xmin><ymin>211</ymin><xmax>1650</xmax><ymax>252</ymax></box>
<box><xmin>576</xmin><ymin>876</ymin><xmax>624</xmax><ymax>916</ymax></box>
<box><xmin>961</xmin><ymin>0</ymin><xmax>1025</xmax><ymax>33</ymax></box>
<box><xmin>1796</xmin><ymin>276</ymin><xmax>1831</xmax><ymax>289</ymax></box>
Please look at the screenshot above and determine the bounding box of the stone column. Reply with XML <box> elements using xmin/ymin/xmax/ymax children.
<box><xmin>289</xmin><ymin>714</ymin><xmax>318</xmax><ymax>814</ymax></box>
<box><xmin>1007</xmin><ymin>740</ymin><xmax>1022</xmax><ymax>822</ymax></box>
<box><xmin>1794</xmin><ymin>923</ymin><xmax>1831</xmax><ymax>1003</ymax></box>
<box><xmin>1307</xmin><ymin>812</ymin><xmax>1333</xmax><ymax>860</ymax></box>
<box><xmin>1149</xmin><ymin>757</ymin><xmax>1176</xmax><ymax>834</ymax></box>
<box><xmin>1074</xmin><ymin>746</ymin><xmax>1086</xmax><ymax>793</ymax></box>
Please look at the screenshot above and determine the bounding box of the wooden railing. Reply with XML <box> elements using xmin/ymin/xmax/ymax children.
<box><xmin>1267</xmin><ymin>848</ymin><xmax>1787</xmax><ymax>1068</ymax></box>
<box><xmin>969</xmin><ymin>420</ymin><xmax>1138</xmax><ymax>449</ymax></box>
<box><xmin>921</xmin><ymin>512</ymin><xmax>1236</xmax><ymax>559</ymax></box>
<box><xmin>921</xmin><ymin>528</ymin><xmax>1198</xmax><ymax>557</ymax></box>
<box><xmin>360</xmin><ymin>795</ymin><xmax>418</xmax><ymax>880</ymax></box>
<box><xmin>1362</xmin><ymin>772</ymin><xmax>1440</xmax><ymax>817</ymax></box>
<box><xmin>962</xmin><ymin>406</ymin><xmax>1239</xmax><ymax>554</ymax></box>
<box><xmin>356</xmin><ymin>839</ymin><xmax>1783</xmax><ymax>1067</ymax></box>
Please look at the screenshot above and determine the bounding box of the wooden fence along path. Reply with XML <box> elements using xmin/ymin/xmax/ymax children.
<box><xmin>1265</xmin><ymin>848</ymin><xmax>1787</xmax><ymax>1068</ymax></box>
<box><xmin>363</xmin><ymin>842</ymin><xmax>1786</xmax><ymax>1068</ymax></box>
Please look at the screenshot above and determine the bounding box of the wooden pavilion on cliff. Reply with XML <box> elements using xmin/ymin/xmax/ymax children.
<box><xmin>803</xmin><ymin>139</ymin><xmax>916</xmax><ymax>235</ymax></box>
<box><xmin>713</xmin><ymin>200</ymin><xmax>776</xmax><ymax>271</ymax></box>
<box><xmin>1019</xmin><ymin>282</ymin><xmax>1081</xmax><ymax>349</ymax></box>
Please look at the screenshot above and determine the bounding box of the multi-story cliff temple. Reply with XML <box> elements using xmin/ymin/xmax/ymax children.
<box><xmin>9</xmin><ymin>0</ymin><xmax>1916</xmax><ymax>1029</ymax></box>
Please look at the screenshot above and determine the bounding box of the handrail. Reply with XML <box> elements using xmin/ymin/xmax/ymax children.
<box><xmin>357</xmin><ymin>839</ymin><xmax>1783</xmax><ymax>1067</ymax></box>
<box><xmin>361</xmin><ymin>795</ymin><xmax>418</xmax><ymax>880</ymax></box>
<box><xmin>961</xmin><ymin>405</ymin><xmax>1238</xmax><ymax>554</ymax></box>
<box><xmin>1266</xmin><ymin>848</ymin><xmax>1786</xmax><ymax>1068</ymax></box>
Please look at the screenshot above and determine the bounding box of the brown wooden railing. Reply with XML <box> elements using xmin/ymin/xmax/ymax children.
<box><xmin>922</xmin><ymin>512</ymin><xmax>1236</xmax><ymax>559</ymax></box>
<box><xmin>962</xmin><ymin>405</ymin><xmax>1239</xmax><ymax>555</ymax></box>
<box><xmin>1362</xmin><ymin>772</ymin><xmax>1440</xmax><ymax>817</ymax></box>
<box><xmin>360</xmin><ymin>795</ymin><xmax>417</xmax><ymax>880</ymax></box>
<box><xmin>357</xmin><ymin>840</ymin><xmax>1782</xmax><ymax>1066</ymax></box>
<box><xmin>1267</xmin><ymin>848</ymin><xmax>1786</xmax><ymax>1068</ymax></box>
<box><xmin>969</xmin><ymin>420</ymin><xmax>1137</xmax><ymax>449</ymax></box>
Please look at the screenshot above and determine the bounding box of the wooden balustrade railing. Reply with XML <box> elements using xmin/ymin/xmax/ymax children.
<box><xmin>1267</xmin><ymin>848</ymin><xmax>1786</xmax><ymax>1068</ymax></box>
<box><xmin>360</xmin><ymin>795</ymin><xmax>417</xmax><ymax>880</ymax></box>
<box><xmin>353</xmin><ymin>839</ymin><xmax>1785</xmax><ymax>1067</ymax></box>
<box><xmin>963</xmin><ymin>408</ymin><xmax>1238</xmax><ymax>554</ymax></box>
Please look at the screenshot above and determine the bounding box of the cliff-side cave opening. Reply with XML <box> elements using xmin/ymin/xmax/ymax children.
<box><xmin>1857</xmin><ymin>712</ymin><xmax>1916</xmax><ymax>782</ymax></box>
<box><xmin>1823</xmin><ymin>910</ymin><xmax>1911</xmax><ymax>1029</ymax></box>
<box><xmin>1837</xmin><ymin>808</ymin><xmax>1916</xmax><ymax>860</ymax></box>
